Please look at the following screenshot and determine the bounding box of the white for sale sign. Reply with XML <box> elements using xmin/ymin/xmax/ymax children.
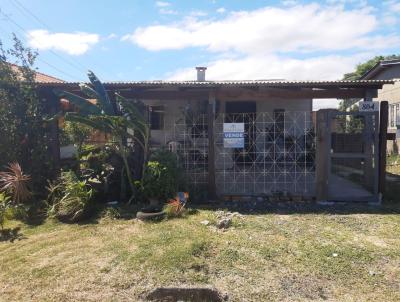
<box><xmin>223</xmin><ymin>123</ymin><xmax>244</xmax><ymax>148</ymax></box>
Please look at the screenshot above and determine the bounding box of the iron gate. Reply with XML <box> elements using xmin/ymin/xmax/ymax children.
<box><xmin>320</xmin><ymin>110</ymin><xmax>380</xmax><ymax>203</ymax></box>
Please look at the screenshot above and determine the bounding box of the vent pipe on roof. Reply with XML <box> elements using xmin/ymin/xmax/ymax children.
<box><xmin>196</xmin><ymin>66</ymin><xmax>207</xmax><ymax>81</ymax></box>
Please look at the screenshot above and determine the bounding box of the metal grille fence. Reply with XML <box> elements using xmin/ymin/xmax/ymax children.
<box><xmin>214</xmin><ymin>111</ymin><xmax>315</xmax><ymax>196</ymax></box>
<box><xmin>153</xmin><ymin>111</ymin><xmax>316</xmax><ymax>197</ymax></box>
<box><xmin>155</xmin><ymin>114</ymin><xmax>209</xmax><ymax>192</ymax></box>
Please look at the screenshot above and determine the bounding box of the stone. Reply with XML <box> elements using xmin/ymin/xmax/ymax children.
<box><xmin>200</xmin><ymin>220</ymin><xmax>210</xmax><ymax>226</ymax></box>
<box><xmin>217</xmin><ymin>217</ymin><xmax>232</xmax><ymax>229</ymax></box>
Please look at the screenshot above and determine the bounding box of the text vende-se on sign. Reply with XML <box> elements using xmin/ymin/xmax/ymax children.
<box><xmin>223</xmin><ymin>123</ymin><xmax>244</xmax><ymax>148</ymax></box>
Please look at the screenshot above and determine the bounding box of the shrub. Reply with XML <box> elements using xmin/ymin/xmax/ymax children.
<box><xmin>136</xmin><ymin>150</ymin><xmax>183</xmax><ymax>204</ymax></box>
<box><xmin>59</xmin><ymin>121</ymin><xmax>91</xmax><ymax>153</ymax></box>
<box><xmin>139</xmin><ymin>161</ymin><xmax>175</xmax><ymax>204</ymax></box>
<box><xmin>0</xmin><ymin>162</ymin><xmax>31</xmax><ymax>203</ymax></box>
<box><xmin>0</xmin><ymin>193</ymin><xmax>11</xmax><ymax>230</ymax></box>
<box><xmin>47</xmin><ymin>171</ymin><xmax>94</xmax><ymax>222</ymax></box>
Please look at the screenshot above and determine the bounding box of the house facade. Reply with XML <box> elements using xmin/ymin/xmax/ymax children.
<box><xmin>360</xmin><ymin>59</ymin><xmax>400</xmax><ymax>153</ymax></box>
<box><xmin>39</xmin><ymin>68</ymin><xmax>393</xmax><ymax>203</ymax></box>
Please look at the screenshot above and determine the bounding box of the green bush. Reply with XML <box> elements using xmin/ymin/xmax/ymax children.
<box><xmin>0</xmin><ymin>192</ymin><xmax>28</xmax><ymax>228</ymax></box>
<box><xmin>0</xmin><ymin>193</ymin><xmax>11</xmax><ymax>230</ymax></box>
<box><xmin>47</xmin><ymin>171</ymin><xmax>94</xmax><ymax>223</ymax></box>
<box><xmin>138</xmin><ymin>150</ymin><xmax>181</xmax><ymax>203</ymax></box>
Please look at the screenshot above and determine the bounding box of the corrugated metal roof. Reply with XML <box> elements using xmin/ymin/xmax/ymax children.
<box><xmin>361</xmin><ymin>59</ymin><xmax>400</xmax><ymax>80</ymax></box>
<box><xmin>37</xmin><ymin>79</ymin><xmax>395</xmax><ymax>87</ymax></box>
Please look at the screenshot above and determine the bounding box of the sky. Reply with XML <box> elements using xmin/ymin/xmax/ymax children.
<box><xmin>0</xmin><ymin>0</ymin><xmax>399</xmax><ymax>91</ymax></box>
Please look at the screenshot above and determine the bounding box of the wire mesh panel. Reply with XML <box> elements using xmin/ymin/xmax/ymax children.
<box><xmin>214</xmin><ymin>111</ymin><xmax>316</xmax><ymax>196</ymax></box>
<box><xmin>153</xmin><ymin>113</ymin><xmax>209</xmax><ymax>193</ymax></box>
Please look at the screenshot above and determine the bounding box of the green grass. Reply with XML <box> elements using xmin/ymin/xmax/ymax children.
<box><xmin>1</xmin><ymin>209</ymin><xmax>400</xmax><ymax>301</ymax></box>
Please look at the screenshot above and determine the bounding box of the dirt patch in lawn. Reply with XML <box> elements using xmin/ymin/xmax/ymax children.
<box><xmin>145</xmin><ymin>287</ymin><xmax>227</xmax><ymax>302</ymax></box>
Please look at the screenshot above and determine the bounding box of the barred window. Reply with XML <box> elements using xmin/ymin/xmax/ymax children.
<box><xmin>150</xmin><ymin>106</ymin><xmax>164</xmax><ymax>130</ymax></box>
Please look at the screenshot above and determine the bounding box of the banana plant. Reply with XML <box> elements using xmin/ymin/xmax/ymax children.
<box><xmin>54</xmin><ymin>71</ymin><xmax>149</xmax><ymax>203</ymax></box>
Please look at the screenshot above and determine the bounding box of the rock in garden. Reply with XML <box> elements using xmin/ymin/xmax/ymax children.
<box><xmin>200</xmin><ymin>220</ymin><xmax>210</xmax><ymax>225</ymax></box>
<box><xmin>217</xmin><ymin>217</ymin><xmax>232</xmax><ymax>229</ymax></box>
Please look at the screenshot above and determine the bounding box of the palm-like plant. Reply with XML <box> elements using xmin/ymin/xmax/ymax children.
<box><xmin>54</xmin><ymin>71</ymin><xmax>149</xmax><ymax>202</ymax></box>
<box><xmin>0</xmin><ymin>162</ymin><xmax>31</xmax><ymax>203</ymax></box>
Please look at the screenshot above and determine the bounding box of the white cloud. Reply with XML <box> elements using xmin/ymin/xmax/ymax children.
<box><xmin>216</xmin><ymin>7</ymin><xmax>226</xmax><ymax>13</ymax></box>
<box><xmin>125</xmin><ymin>4</ymin><xmax>399</xmax><ymax>53</ymax></box>
<box><xmin>190</xmin><ymin>10</ymin><xmax>208</xmax><ymax>17</ymax></box>
<box><xmin>384</xmin><ymin>0</ymin><xmax>400</xmax><ymax>12</ymax></box>
<box><xmin>380</xmin><ymin>1</ymin><xmax>400</xmax><ymax>27</ymax></box>
<box><xmin>27</xmin><ymin>30</ymin><xmax>99</xmax><ymax>55</ymax></box>
<box><xmin>106</xmin><ymin>33</ymin><xmax>118</xmax><ymax>39</ymax></box>
<box><xmin>155</xmin><ymin>1</ymin><xmax>171</xmax><ymax>7</ymax></box>
<box><xmin>166</xmin><ymin>53</ymin><xmax>371</xmax><ymax>81</ymax></box>
<box><xmin>159</xmin><ymin>8</ymin><xmax>178</xmax><ymax>15</ymax></box>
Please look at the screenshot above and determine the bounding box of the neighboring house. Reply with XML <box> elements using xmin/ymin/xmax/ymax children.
<box><xmin>9</xmin><ymin>63</ymin><xmax>65</xmax><ymax>83</ymax></box>
<box><xmin>38</xmin><ymin>67</ymin><xmax>393</xmax><ymax>203</ymax></box>
<box><xmin>360</xmin><ymin>59</ymin><xmax>400</xmax><ymax>153</ymax></box>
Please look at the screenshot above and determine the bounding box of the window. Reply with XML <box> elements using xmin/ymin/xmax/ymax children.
<box><xmin>389</xmin><ymin>104</ymin><xmax>400</xmax><ymax>128</ymax></box>
<box><xmin>150</xmin><ymin>105</ymin><xmax>164</xmax><ymax>130</ymax></box>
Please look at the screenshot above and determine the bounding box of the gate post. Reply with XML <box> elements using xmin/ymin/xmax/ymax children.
<box><xmin>316</xmin><ymin>109</ymin><xmax>330</xmax><ymax>201</ymax></box>
<box><xmin>363</xmin><ymin>89</ymin><xmax>377</xmax><ymax>192</ymax></box>
<box><xmin>378</xmin><ymin>101</ymin><xmax>388</xmax><ymax>197</ymax></box>
<box><xmin>207</xmin><ymin>89</ymin><xmax>217</xmax><ymax>200</ymax></box>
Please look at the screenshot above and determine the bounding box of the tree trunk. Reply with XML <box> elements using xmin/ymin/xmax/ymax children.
<box><xmin>118</xmin><ymin>141</ymin><xmax>136</xmax><ymax>203</ymax></box>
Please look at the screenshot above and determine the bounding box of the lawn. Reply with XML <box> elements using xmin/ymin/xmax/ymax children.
<box><xmin>1</xmin><ymin>205</ymin><xmax>400</xmax><ymax>301</ymax></box>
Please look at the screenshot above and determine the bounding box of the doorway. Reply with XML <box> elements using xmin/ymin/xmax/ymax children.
<box><xmin>225</xmin><ymin>101</ymin><xmax>256</xmax><ymax>163</ymax></box>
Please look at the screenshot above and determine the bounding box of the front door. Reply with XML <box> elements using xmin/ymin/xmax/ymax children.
<box><xmin>225</xmin><ymin>101</ymin><xmax>256</xmax><ymax>163</ymax></box>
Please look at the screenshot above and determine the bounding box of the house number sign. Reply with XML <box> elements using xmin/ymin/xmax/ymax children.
<box><xmin>359</xmin><ymin>101</ymin><xmax>379</xmax><ymax>112</ymax></box>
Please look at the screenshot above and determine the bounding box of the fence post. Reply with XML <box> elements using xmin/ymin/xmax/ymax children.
<box><xmin>363</xmin><ymin>89</ymin><xmax>377</xmax><ymax>191</ymax></box>
<box><xmin>316</xmin><ymin>109</ymin><xmax>330</xmax><ymax>201</ymax></box>
<box><xmin>378</xmin><ymin>101</ymin><xmax>388</xmax><ymax>198</ymax></box>
<box><xmin>207</xmin><ymin>89</ymin><xmax>217</xmax><ymax>200</ymax></box>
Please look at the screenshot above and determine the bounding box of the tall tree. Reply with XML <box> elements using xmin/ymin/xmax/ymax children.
<box><xmin>343</xmin><ymin>55</ymin><xmax>400</xmax><ymax>80</ymax></box>
<box><xmin>0</xmin><ymin>35</ymin><xmax>54</xmax><ymax>191</ymax></box>
<box><xmin>339</xmin><ymin>54</ymin><xmax>400</xmax><ymax>110</ymax></box>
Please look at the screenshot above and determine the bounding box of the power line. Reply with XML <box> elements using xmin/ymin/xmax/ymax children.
<box><xmin>11</xmin><ymin>0</ymin><xmax>50</xmax><ymax>29</ymax></box>
<box><xmin>2</xmin><ymin>5</ymin><xmax>88</xmax><ymax>75</ymax></box>
<box><xmin>7</xmin><ymin>0</ymin><xmax>123</xmax><ymax>81</ymax></box>
<box><xmin>0</xmin><ymin>22</ymin><xmax>78</xmax><ymax>81</ymax></box>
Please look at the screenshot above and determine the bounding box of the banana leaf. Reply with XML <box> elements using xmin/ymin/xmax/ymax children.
<box><xmin>54</xmin><ymin>88</ymin><xmax>102</xmax><ymax>115</ymax></box>
<box><xmin>65</xmin><ymin>112</ymin><xmax>111</xmax><ymax>133</ymax></box>
<box><xmin>87</xmin><ymin>70</ymin><xmax>114</xmax><ymax>115</ymax></box>
<box><xmin>116</xmin><ymin>93</ymin><xmax>149</xmax><ymax>137</ymax></box>
<box><xmin>116</xmin><ymin>94</ymin><xmax>146</xmax><ymax>123</ymax></box>
<box><xmin>79</xmin><ymin>83</ymin><xmax>99</xmax><ymax>99</ymax></box>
